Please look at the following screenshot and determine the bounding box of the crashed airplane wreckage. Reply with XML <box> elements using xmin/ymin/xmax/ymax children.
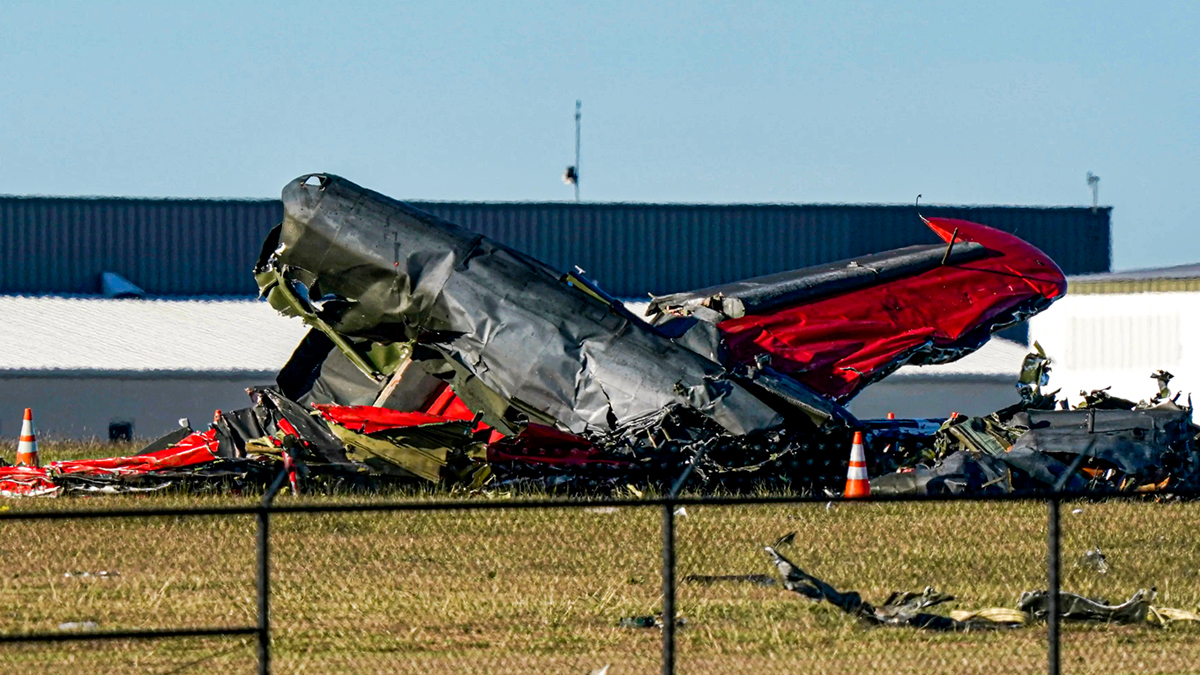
<box><xmin>868</xmin><ymin>361</ymin><xmax>1200</xmax><ymax>495</ymax></box>
<box><xmin>4</xmin><ymin>172</ymin><xmax>1138</xmax><ymax>498</ymax></box>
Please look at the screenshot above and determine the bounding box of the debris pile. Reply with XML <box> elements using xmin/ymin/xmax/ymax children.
<box><xmin>870</xmin><ymin>356</ymin><xmax>1200</xmax><ymax>496</ymax></box>
<box><xmin>2</xmin><ymin>173</ymin><xmax>1194</xmax><ymax>497</ymax></box>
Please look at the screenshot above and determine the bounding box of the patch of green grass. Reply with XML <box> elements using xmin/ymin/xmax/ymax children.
<box><xmin>1</xmin><ymin>442</ymin><xmax>1199</xmax><ymax>674</ymax></box>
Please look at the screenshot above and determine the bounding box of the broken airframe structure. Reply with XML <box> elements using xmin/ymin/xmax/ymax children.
<box><xmin>762</xmin><ymin>541</ymin><xmax>1200</xmax><ymax>631</ymax></box>
<box><xmin>3</xmin><ymin>173</ymin><xmax>1196</xmax><ymax>497</ymax></box>
<box><xmin>868</xmin><ymin>360</ymin><xmax>1200</xmax><ymax>496</ymax></box>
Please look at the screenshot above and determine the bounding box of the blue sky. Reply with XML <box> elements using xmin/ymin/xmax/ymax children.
<box><xmin>1</xmin><ymin>1</ymin><xmax>1196</xmax><ymax>269</ymax></box>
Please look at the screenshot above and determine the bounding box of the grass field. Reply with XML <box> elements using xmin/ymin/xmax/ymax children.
<box><xmin>2</xmin><ymin>441</ymin><xmax>1199</xmax><ymax>674</ymax></box>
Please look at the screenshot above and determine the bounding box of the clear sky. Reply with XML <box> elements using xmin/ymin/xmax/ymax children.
<box><xmin>1</xmin><ymin>1</ymin><xmax>1196</xmax><ymax>270</ymax></box>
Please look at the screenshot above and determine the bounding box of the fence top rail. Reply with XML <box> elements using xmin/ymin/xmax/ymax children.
<box><xmin>0</xmin><ymin>488</ymin><xmax>1197</xmax><ymax>521</ymax></box>
<box><xmin>0</xmin><ymin>626</ymin><xmax>259</xmax><ymax>644</ymax></box>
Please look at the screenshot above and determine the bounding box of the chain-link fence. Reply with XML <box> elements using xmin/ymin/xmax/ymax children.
<box><xmin>2</xmin><ymin>486</ymin><xmax>1199</xmax><ymax>674</ymax></box>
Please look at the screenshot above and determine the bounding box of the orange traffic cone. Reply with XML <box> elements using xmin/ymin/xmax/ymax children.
<box><xmin>883</xmin><ymin>412</ymin><xmax>896</xmax><ymax>454</ymax></box>
<box><xmin>844</xmin><ymin>431</ymin><xmax>869</xmax><ymax>498</ymax></box>
<box><xmin>16</xmin><ymin>408</ymin><xmax>39</xmax><ymax>467</ymax></box>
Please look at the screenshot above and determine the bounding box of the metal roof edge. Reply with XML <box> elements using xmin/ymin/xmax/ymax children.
<box><xmin>0</xmin><ymin>193</ymin><xmax>1111</xmax><ymax>212</ymax></box>
<box><xmin>0</xmin><ymin>194</ymin><xmax>278</xmax><ymax>203</ymax></box>
<box><xmin>0</xmin><ymin>369</ymin><xmax>278</xmax><ymax>380</ymax></box>
<box><xmin>407</xmin><ymin>200</ymin><xmax>1112</xmax><ymax>211</ymax></box>
<box><xmin>1069</xmin><ymin>279</ymin><xmax>1200</xmax><ymax>295</ymax></box>
<box><xmin>0</xmin><ymin>293</ymin><xmax>263</xmax><ymax>302</ymax></box>
<box><xmin>877</xmin><ymin>372</ymin><xmax>1019</xmax><ymax>383</ymax></box>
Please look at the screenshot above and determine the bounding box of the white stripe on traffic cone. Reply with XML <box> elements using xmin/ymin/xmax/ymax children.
<box><xmin>16</xmin><ymin>408</ymin><xmax>39</xmax><ymax>468</ymax></box>
<box><xmin>844</xmin><ymin>430</ymin><xmax>869</xmax><ymax>498</ymax></box>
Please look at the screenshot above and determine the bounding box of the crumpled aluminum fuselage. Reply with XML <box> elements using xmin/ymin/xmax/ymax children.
<box><xmin>263</xmin><ymin>175</ymin><xmax>783</xmax><ymax>436</ymax></box>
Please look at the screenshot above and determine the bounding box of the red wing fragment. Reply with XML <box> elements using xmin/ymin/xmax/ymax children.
<box><xmin>0</xmin><ymin>430</ymin><xmax>221</xmax><ymax>496</ymax></box>
<box><xmin>719</xmin><ymin>217</ymin><xmax>1066</xmax><ymax>401</ymax></box>
<box><xmin>0</xmin><ymin>466</ymin><xmax>58</xmax><ymax>497</ymax></box>
<box><xmin>315</xmin><ymin>398</ymin><xmax>615</xmax><ymax>467</ymax></box>
<box><xmin>314</xmin><ymin>404</ymin><xmax>473</xmax><ymax>434</ymax></box>
<box><xmin>50</xmin><ymin>429</ymin><xmax>221</xmax><ymax>476</ymax></box>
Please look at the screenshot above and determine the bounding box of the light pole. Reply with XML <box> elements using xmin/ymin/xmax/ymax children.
<box><xmin>563</xmin><ymin>100</ymin><xmax>581</xmax><ymax>201</ymax></box>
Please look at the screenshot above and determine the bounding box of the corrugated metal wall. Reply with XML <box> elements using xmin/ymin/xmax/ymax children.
<box><xmin>1</xmin><ymin>197</ymin><xmax>282</xmax><ymax>296</ymax></box>
<box><xmin>1</xmin><ymin>197</ymin><xmax>1110</xmax><ymax>297</ymax></box>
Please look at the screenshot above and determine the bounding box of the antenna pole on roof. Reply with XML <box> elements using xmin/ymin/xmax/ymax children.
<box><xmin>574</xmin><ymin>100</ymin><xmax>582</xmax><ymax>202</ymax></box>
<box><xmin>1087</xmin><ymin>172</ymin><xmax>1100</xmax><ymax>213</ymax></box>
<box><xmin>915</xmin><ymin>194</ymin><xmax>929</xmax><ymax>225</ymax></box>
<box><xmin>562</xmin><ymin>100</ymin><xmax>582</xmax><ymax>202</ymax></box>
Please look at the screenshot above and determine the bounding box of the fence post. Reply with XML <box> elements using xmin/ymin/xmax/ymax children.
<box><xmin>660</xmin><ymin>443</ymin><xmax>713</xmax><ymax>675</ymax></box>
<box><xmin>257</xmin><ymin>505</ymin><xmax>271</xmax><ymax>675</ymax></box>
<box><xmin>661</xmin><ymin>499</ymin><xmax>676</xmax><ymax>675</ymax></box>
<box><xmin>257</xmin><ymin>466</ymin><xmax>290</xmax><ymax>675</ymax></box>
<box><xmin>1047</xmin><ymin>496</ymin><xmax>1061</xmax><ymax>675</ymax></box>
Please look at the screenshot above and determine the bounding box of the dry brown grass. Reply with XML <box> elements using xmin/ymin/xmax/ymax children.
<box><xmin>28</xmin><ymin>438</ymin><xmax>146</xmax><ymax>463</ymax></box>
<box><xmin>1</xmin><ymin>443</ymin><xmax>1199</xmax><ymax>674</ymax></box>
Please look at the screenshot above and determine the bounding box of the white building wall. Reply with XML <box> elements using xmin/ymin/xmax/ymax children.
<box><xmin>1028</xmin><ymin>292</ymin><xmax>1200</xmax><ymax>405</ymax></box>
<box><xmin>849</xmin><ymin>377</ymin><xmax>1019</xmax><ymax>419</ymax></box>
<box><xmin>0</xmin><ymin>375</ymin><xmax>274</xmax><ymax>440</ymax></box>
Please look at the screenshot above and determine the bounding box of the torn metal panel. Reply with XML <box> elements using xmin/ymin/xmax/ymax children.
<box><xmin>870</xmin><ymin>450</ymin><xmax>1011</xmax><ymax>496</ymax></box>
<box><xmin>0</xmin><ymin>429</ymin><xmax>265</xmax><ymax>497</ymax></box>
<box><xmin>1017</xmin><ymin>341</ymin><xmax>1052</xmax><ymax>403</ymax></box>
<box><xmin>648</xmin><ymin>242</ymin><xmax>986</xmax><ymax>322</ymax></box>
<box><xmin>999</xmin><ymin>446</ymin><xmax>1087</xmax><ymax>491</ymax></box>
<box><xmin>214</xmin><ymin>406</ymin><xmax>276</xmax><ymax>458</ymax></box>
<box><xmin>0</xmin><ymin>466</ymin><xmax>60</xmax><ymax>497</ymax></box>
<box><xmin>136</xmin><ymin>425</ymin><xmax>194</xmax><ymax>455</ymax></box>
<box><xmin>1018</xmin><ymin>589</ymin><xmax>1154</xmax><ymax>624</ymax></box>
<box><xmin>683</xmin><ymin>574</ymin><xmax>777</xmax><ymax>587</ymax></box>
<box><xmin>1151</xmin><ymin>370</ymin><xmax>1175</xmax><ymax>403</ymax></box>
<box><xmin>315</xmin><ymin>404</ymin><xmax>476</xmax><ymax>434</ymax></box>
<box><xmin>741</xmin><ymin>367</ymin><xmax>861</xmax><ymax>428</ymax></box>
<box><xmin>1009</xmin><ymin>406</ymin><xmax>1192</xmax><ymax>478</ymax></box>
<box><xmin>764</xmin><ymin>546</ymin><xmax>1005</xmax><ymax>631</ymax></box>
<box><xmin>256</xmin><ymin>265</ymin><xmax>388</xmax><ymax>381</ymax></box>
<box><xmin>259</xmin><ymin>174</ymin><xmax>783</xmax><ymax>437</ymax></box>
<box><xmin>327</xmin><ymin>423</ymin><xmax>467</xmax><ymax>483</ymax></box>
<box><xmin>276</xmin><ymin>328</ymin><xmax>387</xmax><ymax>407</ymax></box>
<box><xmin>488</xmin><ymin>424</ymin><xmax>630</xmax><ymax>468</ymax></box>
<box><xmin>220</xmin><ymin>387</ymin><xmax>352</xmax><ymax>465</ymax></box>
<box><xmin>52</xmin><ymin>430</ymin><xmax>221</xmax><ymax>476</ymax></box>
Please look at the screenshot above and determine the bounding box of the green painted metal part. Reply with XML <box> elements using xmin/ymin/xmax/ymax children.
<box><xmin>256</xmin><ymin>267</ymin><xmax>387</xmax><ymax>381</ymax></box>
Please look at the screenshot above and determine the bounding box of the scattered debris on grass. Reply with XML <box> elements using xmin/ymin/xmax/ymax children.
<box><xmin>618</xmin><ymin>615</ymin><xmax>688</xmax><ymax>629</ymax></box>
<box><xmin>683</xmin><ymin>574</ymin><xmax>777</xmax><ymax>587</ymax></box>
<box><xmin>763</xmin><ymin>539</ymin><xmax>1200</xmax><ymax>631</ymax></box>
<box><xmin>1077</xmin><ymin>547</ymin><xmax>1109</xmax><ymax>574</ymax></box>
<box><xmin>63</xmin><ymin>571</ymin><xmax>120</xmax><ymax>579</ymax></box>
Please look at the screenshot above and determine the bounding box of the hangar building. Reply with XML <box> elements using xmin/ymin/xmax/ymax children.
<box><xmin>0</xmin><ymin>195</ymin><xmax>1110</xmax><ymax>438</ymax></box>
<box><xmin>1029</xmin><ymin>264</ymin><xmax>1200</xmax><ymax>406</ymax></box>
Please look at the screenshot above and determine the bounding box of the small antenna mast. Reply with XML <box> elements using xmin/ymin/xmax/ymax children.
<box><xmin>574</xmin><ymin>100</ymin><xmax>581</xmax><ymax>202</ymax></box>
<box><xmin>562</xmin><ymin>100</ymin><xmax>582</xmax><ymax>202</ymax></box>
<box><xmin>1087</xmin><ymin>172</ymin><xmax>1100</xmax><ymax>212</ymax></box>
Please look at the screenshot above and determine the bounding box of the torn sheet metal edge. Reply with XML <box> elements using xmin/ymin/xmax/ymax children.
<box><xmin>649</xmin><ymin>242</ymin><xmax>986</xmax><ymax>321</ymax></box>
